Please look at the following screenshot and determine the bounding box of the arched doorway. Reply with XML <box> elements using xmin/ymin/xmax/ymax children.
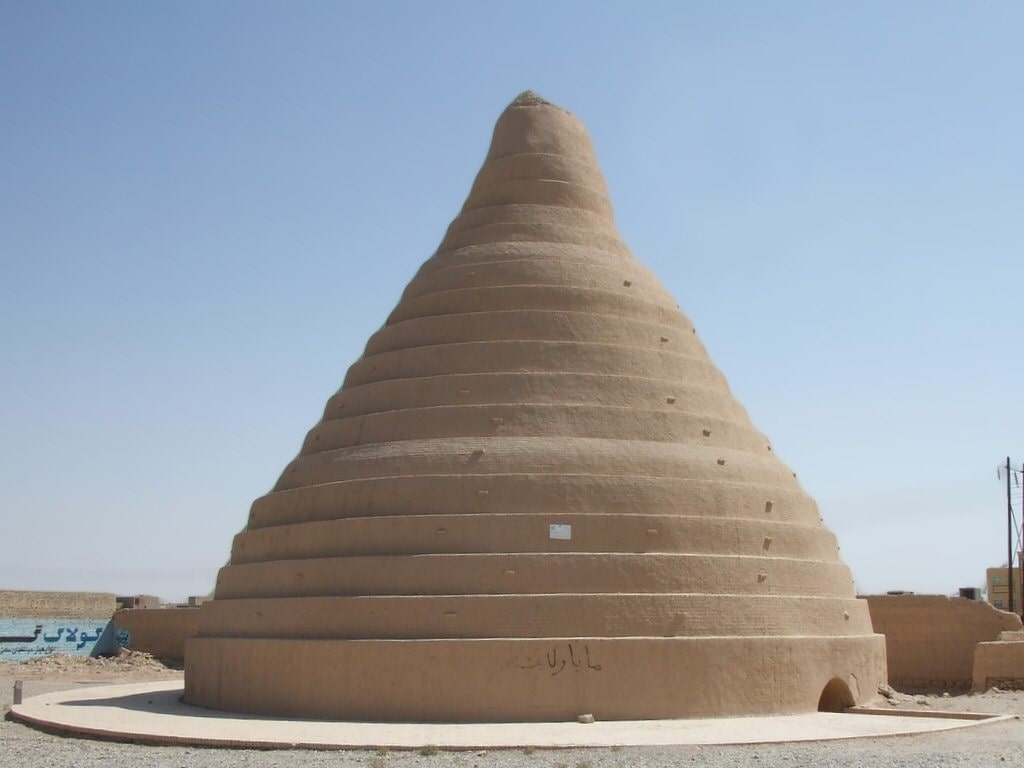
<box><xmin>817</xmin><ymin>677</ymin><xmax>855</xmax><ymax>712</ymax></box>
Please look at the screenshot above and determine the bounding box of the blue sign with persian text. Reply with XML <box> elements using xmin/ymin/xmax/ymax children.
<box><xmin>0</xmin><ymin>618</ymin><xmax>115</xmax><ymax>660</ymax></box>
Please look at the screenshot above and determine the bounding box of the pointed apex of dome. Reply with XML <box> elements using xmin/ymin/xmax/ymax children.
<box><xmin>485</xmin><ymin>91</ymin><xmax>598</xmax><ymax>166</ymax></box>
<box><xmin>510</xmin><ymin>90</ymin><xmax>552</xmax><ymax>107</ymax></box>
<box><xmin>445</xmin><ymin>93</ymin><xmax>616</xmax><ymax>247</ymax></box>
<box><xmin>443</xmin><ymin>92</ymin><xmax>616</xmax><ymax>249</ymax></box>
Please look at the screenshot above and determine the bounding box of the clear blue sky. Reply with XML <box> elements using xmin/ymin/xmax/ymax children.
<box><xmin>2</xmin><ymin>2</ymin><xmax>1022</xmax><ymax>602</ymax></box>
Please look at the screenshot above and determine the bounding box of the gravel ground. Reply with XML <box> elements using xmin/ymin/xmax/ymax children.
<box><xmin>2</xmin><ymin>656</ymin><xmax>1022</xmax><ymax>768</ymax></box>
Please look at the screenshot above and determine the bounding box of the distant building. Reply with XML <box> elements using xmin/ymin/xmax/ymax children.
<box><xmin>986</xmin><ymin>557</ymin><xmax>1024</xmax><ymax>612</ymax></box>
<box><xmin>115</xmin><ymin>594</ymin><xmax>161</xmax><ymax>610</ymax></box>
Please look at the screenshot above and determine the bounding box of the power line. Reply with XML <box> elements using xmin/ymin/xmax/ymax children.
<box><xmin>996</xmin><ymin>457</ymin><xmax>1023</xmax><ymax>619</ymax></box>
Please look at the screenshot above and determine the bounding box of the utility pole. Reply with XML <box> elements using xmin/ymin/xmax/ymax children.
<box><xmin>1008</xmin><ymin>456</ymin><xmax>1015</xmax><ymax>615</ymax></box>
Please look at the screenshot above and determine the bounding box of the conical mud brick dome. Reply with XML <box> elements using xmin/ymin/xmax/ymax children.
<box><xmin>185</xmin><ymin>92</ymin><xmax>886</xmax><ymax>721</ymax></box>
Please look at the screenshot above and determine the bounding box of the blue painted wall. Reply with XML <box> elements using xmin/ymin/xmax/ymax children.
<box><xmin>0</xmin><ymin>618</ymin><xmax>115</xmax><ymax>659</ymax></box>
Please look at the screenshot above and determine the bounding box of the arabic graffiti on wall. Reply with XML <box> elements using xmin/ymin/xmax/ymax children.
<box><xmin>514</xmin><ymin>642</ymin><xmax>603</xmax><ymax>676</ymax></box>
<box><xmin>0</xmin><ymin>618</ymin><xmax>115</xmax><ymax>660</ymax></box>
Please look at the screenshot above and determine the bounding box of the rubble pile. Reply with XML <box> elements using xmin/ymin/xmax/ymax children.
<box><xmin>14</xmin><ymin>649</ymin><xmax>177</xmax><ymax>676</ymax></box>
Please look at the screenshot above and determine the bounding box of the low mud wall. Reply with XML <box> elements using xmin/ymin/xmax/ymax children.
<box><xmin>0</xmin><ymin>591</ymin><xmax>117</xmax><ymax>661</ymax></box>
<box><xmin>113</xmin><ymin>608</ymin><xmax>200</xmax><ymax>662</ymax></box>
<box><xmin>865</xmin><ymin>594</ymin><xmax>1022</xmax><ymax>692</ymax></box>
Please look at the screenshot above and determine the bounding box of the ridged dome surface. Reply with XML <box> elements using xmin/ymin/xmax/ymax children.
<box><xmin>184</xmin><ymin>92</ymin><xmax>886</xmax><ymax>721</ymax></box>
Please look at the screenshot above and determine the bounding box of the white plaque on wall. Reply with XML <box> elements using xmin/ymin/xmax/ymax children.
<box><xmin>549</xmin><ymin>523</ymin><xmax>572</xmax><ymax>540</ymax></box>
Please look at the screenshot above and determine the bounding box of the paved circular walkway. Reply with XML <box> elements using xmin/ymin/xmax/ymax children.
<box><xmin>8</xmin><ymin>681</ymin><xmax>1014</xmax><ymax>750</ymax></box>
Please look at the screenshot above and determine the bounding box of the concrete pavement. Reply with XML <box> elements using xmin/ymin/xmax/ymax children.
<box><xmin>7</xmin><ymin>680</ymin><xmax>1015</xmax><ymax>750</ymax></box>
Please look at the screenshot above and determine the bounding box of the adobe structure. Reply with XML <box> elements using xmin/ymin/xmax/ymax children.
<box><xmin>184</xmin><ymin>92</ymin><xmax>886</xmax><ymax>721</ymax></box>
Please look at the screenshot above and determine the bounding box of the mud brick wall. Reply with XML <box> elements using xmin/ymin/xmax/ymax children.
<box><xmin>972</xmin><ymin>638</ymin><xmax>1024</xmax><ymax>691</ymax></box>
<box><xmin>0</xmin><ymin>590</ymin><xmax>116</xmax><ymax>619</ymax></box>
<box><xmin>113</xmin><ymin>608</ymin><xmax>200</xmax><ymax>661</ymax></box>
<box><xmin>865</xmin><ymin>594</ymin><xmax>1022</xmax><ymax>692</ymax></box>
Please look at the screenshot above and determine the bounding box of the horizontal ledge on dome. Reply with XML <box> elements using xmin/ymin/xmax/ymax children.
<box><xmin>465</xmin><ymin>177</ymin><xmax>610</xmax><ymax>200</ymax></box>
<box><xmin>371</xmin><ymin>312</ymin><xmax>691</xmax><ymax>327</ymax></box>
<box><xmin>277</xmin><ymin>436</ymin><xmax>790</xmax><ymax>468</ymax></box>
<box><xmin>385</xmin><ymin>299</ymin><xmax>682</xmax><ymax>331</ymax></box>
<box><xmin>394</xmin><ymin>281</ymin><xmax>668</xmax><ymax>297</ymax></box>
<box><xmin>249</xmin><ymin>473</ymin><xmax>814</xmax><ymax>507</ymax></box>
<box><xmin>342</xmin><ymin>341</ymin><xmax>723</xmax><ymax>390</ymax></box>
<box><xmin>197</xmin><ymin>633</ymin><xmax>877</xmax><ymax>639</ymax></box>
<box><xmin>363</xmin><ymin>313</ymin><xmax>698</xmax><ymax>357</ymax></box>
<box><xmin>462</xmin><ymin>196</ymin><xmax>611</xmax><ymax>220</ymax></box>
<box><xmin>240</xmin><ymin>516</ymin><xmax>823</xmax><ymax>533</ymax></box>
<box><xmin>319</xmin><ymin>401</ymin><xmax>741</xmax><ymax>416</ymax></box>
<box><xmin>353</xmin><ymin>337</ymin><xmax>707</xmax><ymax>359</ymax></box>
<box><xmin>194</xmin><ymin>635</ymin><xmax>882</xmax><ymax>646</ymax></box>
<box><xmin>186</xmin><ymin>633</ymin><xmax>884</xmax><ymax>641</ymax></box>
<box><xmin>213</xmin><ymin>551</ymin><xmax>855</xmax><ymax>600</ymax></box>
<box><xmin>299</xmin><ymin>425</ymin><xmax>771</xmax><ymax>460</ymax></box>
<box><xmin>254</xmin><ymin>472</ymin><xmax>810</xmax><ymax>494</ymax></box>
<box><xmin>441</xmin><ymin>213</ymin><xmax>619</xmax><ymax>234</ymax></box>
<box><xmin>338</xmin><ymin>370</ymin><xmax>699</xmax><ymax>385</ymax></box>
<box><xmin>308</xmin><ymin>404</ymin><xmax>754</xmax><ymax>436</ymax></box>
<box><xmin>442</xmin><ymin>199</ymin><xmax>613</xmax><ymax>221</ymax></box>
<box><xmin>271</xmin><ymin>452</ymin><xmax>798</xmax><ymax>495</ymax></box>
<box><xmin>476</xmin><ymin>150</ymin><xmax>607</xmax><ymax>165</ymax></box>
<box><xmin>408</xmin><ymin>247</ymin><xmax>643</xmax><ymax>292</ymax></box>
<box><xmin>463</xmin><ymin>176</ymin><xmax>610</xmax><ymax>200</ymax></box>
<box><xmin>201</xmin><ymin>596</ymin><xmax>869</xmax><ymax>607</ymax></box>
<box><xmin>231</xmin><ymin>522</ymin><xmax>836</xmax><ymax>563</ymax></box>
<box><xmin>195</xmin><ymin>628</ymin><xmax>876</xmax><ymax>644</ymax></box>
<box><xmin>247</xmin><ymin>475</ymin><xmax>818</xmax><ymax>529</ymax></box>
<box><xmin>198</xmin><ymin>592</ymin><xmax>872</xmax><ymax>625</ymax></box>
<box><xmin>388</xmin><ymin>284</ymin><xmax>678</xmax><ymax>311</ymax></box>
<box><xmin>436</xmin><ymin>226</ymin><xmax>624</xmax><ymax>253</ymax></box>
<box><xmin>422</xmin><ymin>251</ymin><xmax>635</xmax><ymax>273</ymax></box>
<box><xmin>322</xmin><ymin>400</ymin><xmax>735</xmax><ymax>423</ymax></box>
<box><xmin>340</xmin><ymin>362</ymin><xmax>719</xmax><ymax>379</ymax></box>
<box><xmin>229</xmin><ymin>550</ymin><xmax>840</xmax><ymax>568</ymax></box>
<box><xmin>426</xmin><ymin>242</ymin><xmax>634</xmax><ymax>265</ymax></box>
<box><xmin>428</xmin><ymin>241</ymin><xmax>634</xmax><ymax>274</ymax></box>
<box><xmin>213</xmin><ymin>587</ymin><xmax>859</xmax><ymax>602</ymax></box>
<box><xmin>323</xmin><ymin>370</ymin><xmax>733</xmax><ymax>411</ymax></box>
<box><xmin>221</xmin><ymin>551</ymin><xmax>842</xmax><ymax>565</ymax></box>
<box><xmin>418</xmin><ymin>250</ymin><xmax>632</xmax><ymax>270</ymax></box>
<box><xmin>245</xmin><ymin>513</ymin><xmax>822</xmax><ymax>533</ymax></box>
<box><xmin>299</xmin><ymin>436</ymin><xmax>770</xmax><ymax>454</ymax></box>
<box><xmin>399</xmin><ymin>271</ymin><xmax>674</xmax><ymax>305</ymax></box>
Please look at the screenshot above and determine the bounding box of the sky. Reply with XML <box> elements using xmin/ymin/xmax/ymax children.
<box><xmin>2</xmin><ymin>2</ymin><xmax>1022</xmax><ymax>603</ymax></box>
